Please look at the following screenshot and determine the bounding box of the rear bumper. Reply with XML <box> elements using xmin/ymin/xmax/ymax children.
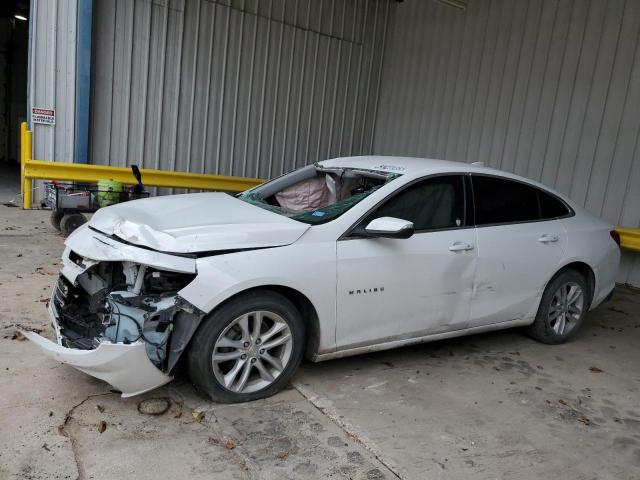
<box><xmin>23</xmin><ymin>300</ymin><xmax>171</xmax><ymax>397</ymax></box>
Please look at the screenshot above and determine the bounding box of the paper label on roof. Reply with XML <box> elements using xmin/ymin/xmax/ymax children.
<box><xmin>374</xmin><ymin>164</ymin><xmax>406</xmax><ymax>172</ymax></box>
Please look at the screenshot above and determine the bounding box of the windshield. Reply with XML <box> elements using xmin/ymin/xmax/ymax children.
<box><xmin>239</xmin><ymin>164</ymin><xmax>401</xmax><ymax>224</ymax></box>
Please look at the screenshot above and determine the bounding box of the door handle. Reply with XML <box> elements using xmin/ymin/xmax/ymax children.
<box><xmin>449</xmin><ymin>242</ymin><xmax>474</xmax><ymax>252</ymax></box>
<box><xmin>538</xmin><ymin>234</ymin><xmax>559</xmax><ymax>243</ymax></box>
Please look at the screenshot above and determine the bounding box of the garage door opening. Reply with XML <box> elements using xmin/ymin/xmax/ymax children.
<box><xmin>0</xmin><ymin>0</ymin><xmax>29</xmax><ymax>200</ymax></box>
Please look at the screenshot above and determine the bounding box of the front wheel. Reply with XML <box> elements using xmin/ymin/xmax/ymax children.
<box><xmin>187</xmin><ymin>291</ymin><xmax>305</xmax><ymax>403</ymax></box>
<box><xmin>524</xmin><ymin>269</ymin><xmax>590</xmax><ymax>344</ymax></box>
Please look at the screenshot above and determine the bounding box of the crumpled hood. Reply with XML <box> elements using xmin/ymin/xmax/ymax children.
<box><xmin>89</xmin><ymin>192</ymin><xmax>310</xmax><ymax>253</ymax></box>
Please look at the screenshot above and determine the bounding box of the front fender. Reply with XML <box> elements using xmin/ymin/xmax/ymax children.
<box><xmin>177</xmin><ymin>244</ymin><xmax>336</xmax><ymax>353</ymax></box>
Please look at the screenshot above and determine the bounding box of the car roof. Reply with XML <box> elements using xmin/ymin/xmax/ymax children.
<box><xmin>320</xmin><ymin>156</ymin><xmax>547</xmax><ymax>184</ymax></box>
<box><xmin>318</xmin><ymin>156</ymin><xmax>469</xmax><ymax>175</ymax></box>
<box><xmin>317</xmin><ymin>155</ymin><xmax>514</xmax><ymax>176</ymax></box>
<box><xmin>317</xmin><ymin>155</ymin><xmax>576</xmax><ymax>206</ymax></box>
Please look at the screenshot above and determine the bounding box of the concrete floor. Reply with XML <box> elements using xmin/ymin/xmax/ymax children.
<box><xmin>1</xmin><ymin>182</ymin><xmax>639</xmax><ymax>479</ymax></box>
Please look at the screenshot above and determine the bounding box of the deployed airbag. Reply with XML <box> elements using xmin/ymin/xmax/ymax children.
<box><xmin>275</xmin><ymin>177</ymin><xmax>331</xmax><ymax>211</ymax></box>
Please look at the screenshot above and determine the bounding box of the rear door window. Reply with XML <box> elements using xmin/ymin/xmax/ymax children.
<box><xmin>471</xmin><ymin>175</ymin><xmax>571</xmax><ymax>225</ymax></box>
<box><xmin>472</xmin><ymin>176</ymin><xmax>540</xmax><ymax>225</ymax></box>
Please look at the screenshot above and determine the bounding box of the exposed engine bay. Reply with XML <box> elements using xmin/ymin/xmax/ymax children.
<box><xmin>54</xmin><ymin>254</ymin><xmax>199</xmax><ymax>372</ymax></box>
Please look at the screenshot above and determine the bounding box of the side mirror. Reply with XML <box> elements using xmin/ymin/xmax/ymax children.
<box><xmin>364</xmin><ymin>217</ymin><xmax>414</xmax><ymax>239</ymax></box>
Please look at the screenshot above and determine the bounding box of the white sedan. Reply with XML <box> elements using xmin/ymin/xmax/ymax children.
<box><xmin>25</xmin><ymin>156</ymin><xmax>620</xmax><ymax>402</ymax></box>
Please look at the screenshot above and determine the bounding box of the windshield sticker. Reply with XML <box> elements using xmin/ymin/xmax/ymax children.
<box><xmin>311</xmin><ymin>211</ymin><xmax>326</xmax><ymax>217</ymax></box>
<box><xmin>374</xmin><ymin>164</ymin><xmax>406</xmax><ymax>172</ymax></box>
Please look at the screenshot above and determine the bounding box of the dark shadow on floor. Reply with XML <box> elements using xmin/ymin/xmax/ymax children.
<box><xmin>0</xmin><ymin>161</ymin><xmax>20</xmax><ymax>204</ymax></box>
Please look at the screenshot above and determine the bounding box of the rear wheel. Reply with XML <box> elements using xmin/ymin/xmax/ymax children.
<box><xmin>60</xmin><ymin>213</ymin><xmax>87</xmax><ymax>236</ymax></box>
<box><xmin>50</xmin><ymin>209</ymin><xmax>64</xmax><ymax>231</ymax></box>
<box><xmin>187</xmin><ymin>291</ymin><xmax>305</xmax><ymax>403</ymax></box>
<box><xmin>525</xmin><ymin>269</ymin><xmax>589</xmax><ymax>344</ymax></box>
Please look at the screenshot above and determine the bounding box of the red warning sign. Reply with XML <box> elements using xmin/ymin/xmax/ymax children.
<box><xmin>32</xmin><ymin>107</ymin><xmax>55</xmax><ymax>125</ymax></box>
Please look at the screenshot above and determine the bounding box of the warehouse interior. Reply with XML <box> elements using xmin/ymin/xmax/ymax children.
<box><xmin>0</xmin><ymin>0</ymin><xmax>29</xmax><ymax>167</ymax></box>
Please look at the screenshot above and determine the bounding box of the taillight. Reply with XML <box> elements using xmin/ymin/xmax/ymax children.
<box><xmin>610</xmin><ymin>229</ymin><xmax>621</xmax><ymax>247</ymax></box>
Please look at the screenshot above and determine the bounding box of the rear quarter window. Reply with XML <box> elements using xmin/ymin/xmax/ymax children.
<box><xmin>538</xmin><ymin>190</ymin><xmax>571</xmax><ymax>219</ymax></box>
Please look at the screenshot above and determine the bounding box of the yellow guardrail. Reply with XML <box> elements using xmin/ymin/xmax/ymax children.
<box><xmin>617</xmin><ymin>227</ymin><xmax>640</xmax><ymax>253</ymax></box>
<box><xmin>19</xmin><ymin>122</ymin><xmax>263</xmax><ymax>209</ymax></box>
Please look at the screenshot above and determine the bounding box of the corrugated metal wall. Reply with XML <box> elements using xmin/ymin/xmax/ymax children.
<box><xmin>374</xmin><ymin>0</ymin><xmax>640</xmax><ymax>286</ymax></box>
<box><xmin>30</xmin><ymin>0</ymin><xmax>639</xmax><ymax>285</ymax></box>
<box><xmin>90</xmin><ymin>0</ymin><xmax>391</xmax><ymax>180</ymax></box>
<box><xmin>28</xmin><ymin>0</ymin><xmax>77</xmax><ymax>164</ymax></box>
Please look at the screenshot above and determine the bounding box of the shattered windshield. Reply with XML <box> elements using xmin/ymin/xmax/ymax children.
<box><xmin>239</xmin><ymin>164</ymin><xmax>401</xmax><ymax>225</ymax></box>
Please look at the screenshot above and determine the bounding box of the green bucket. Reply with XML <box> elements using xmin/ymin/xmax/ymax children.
<box><xmin>97</xmin><ymin>179</ymin><xmax>123</xmax><ymax>208</ymax></box>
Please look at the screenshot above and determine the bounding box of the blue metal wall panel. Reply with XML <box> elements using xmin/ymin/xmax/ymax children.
<box><xmin>74</xmin><ymin>0</ymin><xmax>92</xmax><ymax>164</ymax></box>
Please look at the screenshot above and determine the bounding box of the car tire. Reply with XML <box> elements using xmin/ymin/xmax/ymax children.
<box><xmin>187</xmin><ymin>290</ymin><xmax>305</xmax><ymax>403</ymax></box>
<box><xmin>50</xmin><ymin>209</ymin><xmax>64</xmax><ymax>231</ymax></box>
<box><xmin>524</xmin><ymin>268</ymin><xmax>590</xmax><ymax>344</ymax></box>
<box><xmin>60</xmin><ymin>213</ymin><xmax>87</xmax><ymax>236</ymax></box>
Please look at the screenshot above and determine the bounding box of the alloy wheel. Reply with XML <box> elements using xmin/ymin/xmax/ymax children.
<box><xmin>547</xmin><ymin>281</ymin><xmax>584</xmax><ymax>335</ymax></box>
<box><xmin>211</xmin><ymin>310</ymin><xmax>293</xmax><ymax>394</ymax></box>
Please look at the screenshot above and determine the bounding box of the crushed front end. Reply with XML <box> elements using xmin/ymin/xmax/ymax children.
<box><xmin>24</xmin><ymin>240</ymin><xmax>204</xmax><ymax>397</ymax></box>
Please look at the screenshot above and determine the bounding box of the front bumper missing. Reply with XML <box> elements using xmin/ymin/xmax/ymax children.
<box><xmin>23</xmin><ymin>300</ymin><xmax>172</xmax><ymax>397</ymax></box>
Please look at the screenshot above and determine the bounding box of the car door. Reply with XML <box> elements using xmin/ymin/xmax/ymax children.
<box><xmin>469</xmin><ymin>175</ymin><xmax>569</xmax><ymax>326</ymax></box>
<box><xmin>335</xmin><ymin>174</ymin><xmax>477</xmax><ymax>350</ymax></box>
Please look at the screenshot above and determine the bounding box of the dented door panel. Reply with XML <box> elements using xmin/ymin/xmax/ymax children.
<box><xmin>470</xmin><ymin>220</ymin><xmax>567</xmax><ymax>326</ymax></box>
<box><xmin>335</xmin><ymin>228</ymin><xmax>478</xmax><ymax>349</ymax></box>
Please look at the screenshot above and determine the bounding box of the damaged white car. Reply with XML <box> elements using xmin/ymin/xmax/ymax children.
<box><xmin>25</xmin><ymin>156</ymin><xmax>620</xmax><ymax>403</ymax></box>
